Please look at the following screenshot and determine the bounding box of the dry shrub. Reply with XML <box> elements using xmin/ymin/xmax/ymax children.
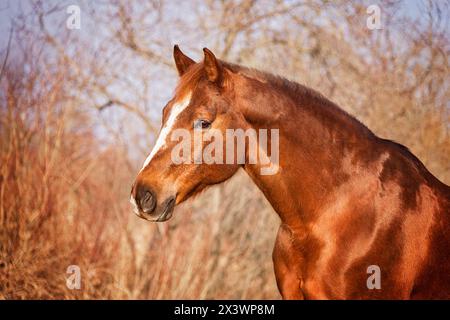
<box><xmin>0</xmin><ymin>57</ymin><xmax>123</xmax><ymax>298</ymax></box>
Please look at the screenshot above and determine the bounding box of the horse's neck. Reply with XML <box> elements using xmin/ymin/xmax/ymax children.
<box><xmin>241</xmin><ymin>84</ymin><xmax>377</xmax><ymax>228</ymax></box>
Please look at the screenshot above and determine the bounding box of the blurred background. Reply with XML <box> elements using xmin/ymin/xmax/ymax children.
<box><xmin>0</xmin><ymin>0</ymin><xmax>448</xmax><ymax>299</ymax></box>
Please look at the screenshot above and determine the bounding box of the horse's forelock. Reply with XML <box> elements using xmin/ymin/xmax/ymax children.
<box><xmin>175</xmin><ymin>62</ymin><xmax>205</xmax><ymax>99</ymax></box>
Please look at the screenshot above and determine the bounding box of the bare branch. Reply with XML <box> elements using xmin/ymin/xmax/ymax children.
<box><xmin>0</xmin><ymin>25</ymin><xmax>13</xmax><ymax>82</ymax></box>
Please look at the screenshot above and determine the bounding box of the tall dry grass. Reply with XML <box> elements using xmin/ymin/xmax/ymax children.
<box><xmin>0</xmin><ymin>56</ymin><xmax>123</xmax><ymax>298</ymax></box>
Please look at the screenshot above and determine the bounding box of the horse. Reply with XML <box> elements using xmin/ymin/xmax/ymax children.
<box><xmin>130</xmin><ymin>45</ymin><xmax>450</xmax><ymax>299</ymax></box>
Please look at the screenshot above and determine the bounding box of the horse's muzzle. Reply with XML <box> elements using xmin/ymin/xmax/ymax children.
<box><xmin>130</xmin><ymin>183</ymin><xmax>175</xmax><ymax>222</ymax></box>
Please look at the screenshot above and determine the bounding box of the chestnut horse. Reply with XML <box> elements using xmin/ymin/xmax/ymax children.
<box><xmin>131</xmin><ymin>46</ymin><xmax>450</xmax><ymax>299</ymax></box>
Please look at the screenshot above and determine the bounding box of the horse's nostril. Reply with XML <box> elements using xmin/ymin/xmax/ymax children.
<box><xmin>139</xmin><ymin>190</ymin><xmax>156</xmax><ymax>213</ymax></box>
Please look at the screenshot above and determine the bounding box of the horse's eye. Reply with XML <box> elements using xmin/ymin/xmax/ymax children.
<box><xmin>194</xmin><ymin>119</ymin><xmax>211</xmax><ymax>129</ymax></box>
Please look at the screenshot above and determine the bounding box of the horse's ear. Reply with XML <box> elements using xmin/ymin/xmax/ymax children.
<box><xmin>173</xmin><ymin>45</ymin><xmax>195</xmax><ymax>76</ymax></box>
<box><xmin>203</xmin><ymin>48</ymin><xmax>223</xmax><ymax>84</ymax></box>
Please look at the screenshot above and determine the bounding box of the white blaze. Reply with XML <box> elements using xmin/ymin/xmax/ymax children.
<box><xmin>140</xmin><ymin>93</ymin><xmax>192</xmax><ymax>172</ymax></box>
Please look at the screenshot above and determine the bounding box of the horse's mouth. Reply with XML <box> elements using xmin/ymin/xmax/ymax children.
<box><xmin>131</xmin><ymin>194</ymin><xmax>176</xmax><ymax>222</ymax></box>
<box><xmin>156</xmin><ymin>197</ymin><xmax>176</xmax><ymax>222</ymax></box>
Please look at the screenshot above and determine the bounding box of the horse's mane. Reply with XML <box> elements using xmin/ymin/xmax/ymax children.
<box><xmin>176</xmin><ymin>60</ymin><xmax>329</xmax><ymax>103</ymax></box>
<box><xmin>176</xmin><ymin>60</ymin><xmax>374</xmax><ymax>138</ymax></box>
